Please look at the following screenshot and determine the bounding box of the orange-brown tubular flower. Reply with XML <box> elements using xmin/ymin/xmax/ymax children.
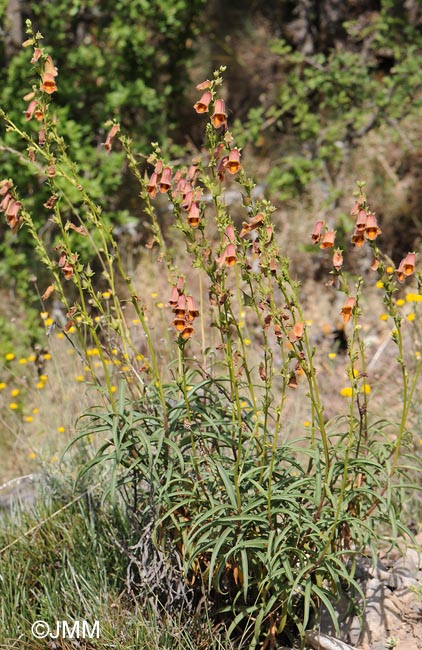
<box><xmin>224</xmin><ymin>243</ymin><xmax>237</xmax><ymax>266</ymax></box>
<box><xmin>40</xmin><ymin>72</ymin><xmax>58</xmax><ymax>94</ymax></box>
<box><xmin>355</xmin><ymin>209</ymin><xmax>367</xmax><ymax>231</ymax></box>
<box><xmin>174</xmin><ymin>294</ymin><xmax>187</xmax><ymax>319</ymax></box>
<box><xmin>311</xmin><ymin>220</ymin><xmax>324</xmax><ymax>244</ymax></box>
<box><xmin>293</xmin><ymin>321</ymin><xmax>304</xmax><ymax>339</ymax></box>
<box><xmin>180</xmin><ymin>324</ymin><xmax>194</xmax><ymax>340</ymax></box>
<box><xmin>196</xmin><ymin>79</ymin><xmax>211</xmax><ymax>91</ymax></box>
<box><xmin>227</xmin><ymin>148</ymin><xmax>241</xmax><ymax>174</ymax></box>
<box><xmin>194</xmin><ymin>91</ymin><xmax>212</xmax><ymax>114</ymax></box>
<box><xmin>351</xmin><ymin>228</ymin><xmax>365</xmax><ymax>248</ymax></box>
<box><xmin>187</xmin><ymin>201</ymin><xmax>200</xmax><ymax>228</ymax></box>
<box><xmin>147</xmin><ymin>172</ymin><xmax>159</xmax><ymax>198</ymax></box>
<box><xmin>104</xmin><ymin>123</ymin><xmax>120</xmax><ymax>154</ymax></box>
<box><xmin>172</xmin><ymin>317</ymin><xmax>186</xmax><ymax>332</ymax></box>
<box><xmin>168</xmin><ymin>286</ymin><xmax>179</xmax><ymax>308</ymax></box>
<box><xmin>332</xmin><ymin>249</ymin><xmax>343</xmax><ymax>271</ymax></box>
<box><xmin>364</xmin><ymin>213</ymin><xmax>381</xmax><ymax>241</ymax></box>
<box><xmin>211</xmin><ymin>99</ymin><xmax>228</xmax><ymax>129</ymax></box>
<box><xmin>320</xmin><ymin>230</ymin><xmax>335</xmax><ymax>249</ymax></box>
<box><xmin>159</xmin><ymin>167</ymin><xmax>172</xmax><ymax>193</ymax></box>
<box><xmin>225</xmin><ymin>224</ymin><xmax>235</xmax><ymax>243</ymax></box>
<box><xmin>0</xmin><ymin>180</ymin><xmax>12</xmax><ymax>196</ymax></box>
<box><xmin>340</xmin><ymin>296</ymin><xmax>356</xmax><ymax>323</ymax></box>
<box><xmin>217</xmin><ymin>243</ymin><xmax>237</xmax><ymax>268</ymax></box>
<box><xmin>185</xmin><ymin>295</ymin><xmax>200</xmax><ymax>321</ymax></box>
<box><xmin>396</xmin><ymin>252</ymin><xmax>416</xmax><ymax>282</ymax></box>
<box><xmin>0</xmin><ymin>193</ymin><xmax>12</xmax><ymax>212</ymax></box>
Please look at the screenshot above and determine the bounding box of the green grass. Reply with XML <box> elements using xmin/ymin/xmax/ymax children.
<box><xmin>0</xmin><ymin>473</ymin><xmax>233</xmax><ymax>649</ymax></box>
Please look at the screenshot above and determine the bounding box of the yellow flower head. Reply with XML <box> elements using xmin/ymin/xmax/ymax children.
<box><xmin>11</xmin><ymin>388</ymin><xmax>19</xmax><ymax>397</ymax></box>
<box><xmin>5</xmin><ymin>353</ymin><xmax>15</xmax><ymax>361</ymax></box>
<box><xmin>406</xmin><ymin>293</ymin><xmax>422</xmax><ymax>303</ymax></box>
<box><xmin>340</xmin><ymin>387</ymin><xmax>353</xmax><ymax>397</ymax></box>
<box><xmin>361</xmin><ymin>384</ymin><xmax>371</xmax><ymax>394</ymax></box>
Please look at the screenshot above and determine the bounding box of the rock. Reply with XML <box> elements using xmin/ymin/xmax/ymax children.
<box><xmin>0</xmin><ymin>473</ymin><xmax>44</xmax><ymax>514</ymax></box>
<box><xmin>305</xmin><ymin>631</ymin><xmax>354</xmax><ymax>650</ymax></box>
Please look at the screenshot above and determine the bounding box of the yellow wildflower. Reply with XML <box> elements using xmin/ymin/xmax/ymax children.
<box><xmin>406</xmin><ymin>293</ymin><xmax>422</xmax><ymax>303</ymax></box>
<box><xmin>340</xmin><ymin>387</ymin><xmax>353</xmax><ymax>397</ymax></box>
